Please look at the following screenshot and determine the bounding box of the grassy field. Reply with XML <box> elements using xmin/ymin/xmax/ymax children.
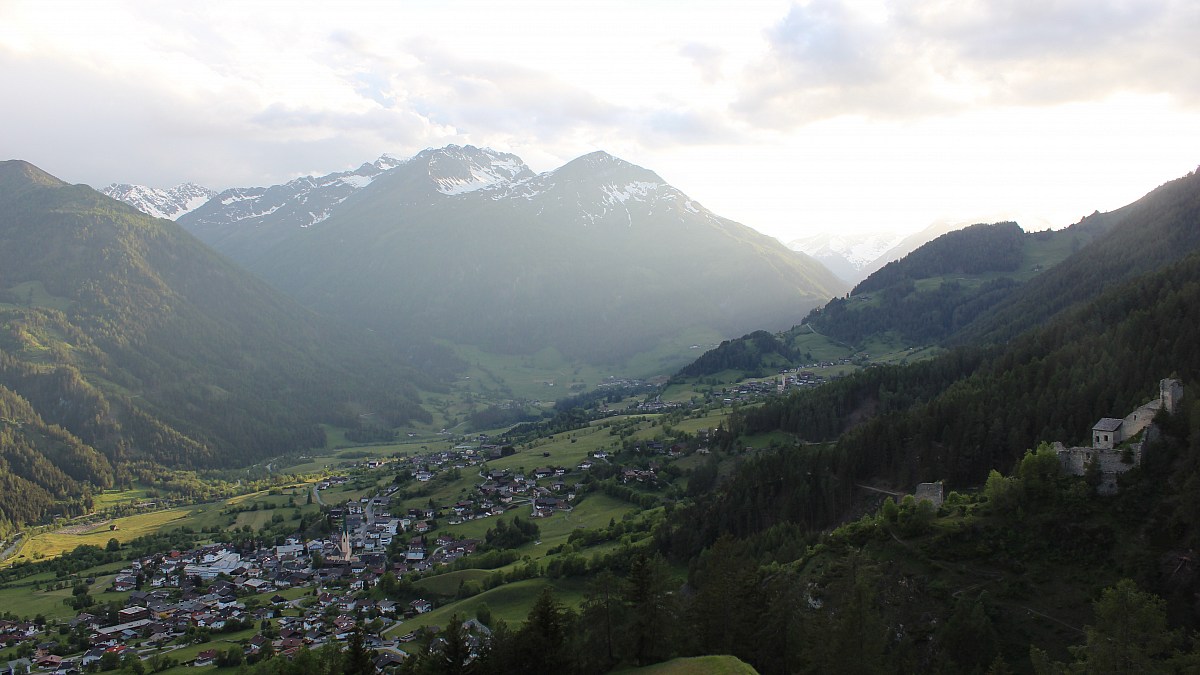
<box><xmin>0</xmin><ymin>568</ymin><xmax>132</xmax><ymax>620</ymax></box>
<box><xmin>440</xmin><ymin>493</ymin><xmax>638</xmax><ymax>553</ymax></box>
<box><xmin>385</xmin><ymin>576</ymin><xmax>591</xmax><ymax>636</ymax></box>
<box><xmin>788</xmin><ymin>324</ymin><xmax>855</xmax><ymax>361</ymax></box>
<box><xmin>93</xmin><ymin>484</ymin><xmax>157</xmax><ymax>509</ymax></box>
<box><xmin>139</xmin><ymin>624</ymin><xmax>264</xmax><ymax>675</ymax></box>
<box><xmin>413</xmin><ymin>569</ymin><xmax>495</xmax><ymax>596</ymax></box>
<box><xmin>615</xmin><ymin>656</ymin><xmax>759</xmax><ymax>675</ymax></box>
<box><xmin>447</xmin><ymin>344</ymin><xmax>613</xmax><ymax>404</ymax></box>
<box><xmin>2</xmin><ymin>280</ymin><xmax>75</xmax><ymax>312</ymax></box>
<box><xmin>7</xmin><ymin>508</ymin><xmax>193</xmax><ymax>565</ymax></box>
<box><xmin>6</xmin><ymin>482</ymin><xmax>329</xmax><ymax>569</ymax></box>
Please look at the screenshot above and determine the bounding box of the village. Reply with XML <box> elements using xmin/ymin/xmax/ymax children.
<box><xmin>0</xmin><ymin>432</ymin><xmax>684</xmax><ymax>675</ymax></box>
<box><xmin>0</xmin><ymin>366</ymin><xmax>817</xmax><ymax>675</ymax></box>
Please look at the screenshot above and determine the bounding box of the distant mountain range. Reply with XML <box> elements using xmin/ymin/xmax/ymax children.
<box><xmin>786</xmin><ymin>231</ymin><xmax>906</xmax><ymax>284</ymax></box>
<box><xmin>99</xmin><ymin>182</ymin><xmax>216</xmax><ymax>220</ymax></box>
<box><xmin>786</xmin><ymin>220</ymin><xmax>989</xmax><ymax>285</ymax></box>
<box><xmin>136</xmin><ymin>146</ymin><xmax>845</xmax><ymax>364</ymax></box>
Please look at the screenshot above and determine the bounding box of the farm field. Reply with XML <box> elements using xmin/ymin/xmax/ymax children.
<box><xmin>0</xmin><ymin>569</ymin><xmax>132</xmax><ymax>621</ymax></box>
<box><xmin>5</xmin><ymin>481</ymin><xmax>324</xmax><ymax>569</ymax></box>
<box><xmin>92</xmin><ymin>484</ymin><xmax>158</xmax><ymax>510</ymax></box>
<box><xmin>6</xmin><ymin>508</ymin><xmax>194</xmax><ymax>565</ymax></box>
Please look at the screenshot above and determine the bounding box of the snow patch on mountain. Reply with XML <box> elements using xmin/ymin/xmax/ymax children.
<box><xmin>339</xmin><ymin>174</ymin><xmax>374</xmax><ymax>189</ymax></box>
<box><xmin>100</xmin><ymin>182</ymin><xmax>217</xmax><ymax>220</ymax></box>
<box><xmin>603</xmin><ymin>181</ymin><xmax>660</xmax><ymax>204</ymax></box>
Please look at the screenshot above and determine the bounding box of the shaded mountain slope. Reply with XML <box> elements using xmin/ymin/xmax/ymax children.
<box><xmin>237</xmin><ymin>148</ymin><xmax>845</xmax><ymax>361</ymax></box>
<box><xmin>0</xmin><ymin>160</ymin><xmax>429</xmax><ymax>529</ymax></box>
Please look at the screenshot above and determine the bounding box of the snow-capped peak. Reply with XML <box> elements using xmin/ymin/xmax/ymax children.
<box><xmin>410</xmin><ymin>145</ymin><xmax>532</xmax><ymax>195</ymax></box>
<box><xmin>100</xmin><ymin>182</ymin><xmax>217</xmax><ymax>220</ymax></box>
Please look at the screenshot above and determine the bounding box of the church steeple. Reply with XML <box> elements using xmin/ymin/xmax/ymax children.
<box><xmin>339</xmin><ymin>518</ymin><xmax>352</xmax><ymax>562</ymax></box>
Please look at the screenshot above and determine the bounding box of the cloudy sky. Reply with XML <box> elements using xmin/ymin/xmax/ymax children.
<box><xmin>2</xmin><ymin>0</ymin><xmax>1198</xmax><ymax>243</ymax></box>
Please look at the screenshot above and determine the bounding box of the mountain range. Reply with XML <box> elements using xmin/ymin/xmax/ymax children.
<box><xmin>13</xmin><ymin>145</ymin><xmax>1200</xmax><ymax>672</ymax></box>
<box><xmin>170</xmin><ymin>146</ymin><xmax>845</xmax><ymax>363</ymax></box>
<box><xmin>176</xmin><ymin>154</ymin><xmax>411</xmax><ymax>268</ymax></box>
<box><xmin>0</xmin><ymin>146</ymin><xmax>845</xmax><ymax>529</ymax></box>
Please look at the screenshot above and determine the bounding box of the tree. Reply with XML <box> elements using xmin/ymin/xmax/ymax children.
<box><xmin>1074</xmin><ymin>579</ymin><xmax>1176</xmax><ymax>674</ymax></box>
<box><xmin>122</xmin><ymin>653</ymin><xmax>145</xmax><ymax>675</ymax></box>
<box><xmin>516</xmin><ymin>588</ymin><xmax>574</xmax><ymax>674</ymax></box>
<box><xmin>577</xmin><ymin>570</ymin><xmax>628</xmax><ymax>673</ymax></box>
<box><xmin>814</xmin><ymin>553</ymin><xmax>887</xmax><ymax>675</ymax></box>
<box><xmin>344</xmin><ymin>623</ymin><xmax>376</xmax><ymax>675</ymax></box>
<box><xmin>105</xmin><ymin>537</ymin><xmax>120</xmax><ymax>552</ymax></box>
<box><xmin>98</xmin><ymin>652</ymin><xmax>120</xmax><ymax>672</ymax></box>
<box><xmin>215</xmin><ymin>647</ymin><xmax>243</xmax><ymax>668</ymax></box>
<box><xmin>474</xmin><ymin>603</ymin><xmax>492</xmax><ymax>628</ymax></box>
<box><xmin>428</xmin><ymin>615</ymin><xmax>471</xmax><ymax>675</ymax></box>
<box><xmin>937</xmin><ymin>593</ymin><xmax>999</xmax><ymax>672</ymax></box>
<box><xmin>624</xmin><ymin>553</ymin><xmax>676</xmax><ymax>666</ymax></box>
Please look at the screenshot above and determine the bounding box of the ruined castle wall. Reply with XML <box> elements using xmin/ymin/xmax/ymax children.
<box><xmin>1055</xmin><ymin>441</ymin><xmax>1141</xmax><ymax>495</ymax></box>
<box><xmin>1121</xmin><ymin>400</ymin><xmax>1161</xmax><ymax>441</ymax></box>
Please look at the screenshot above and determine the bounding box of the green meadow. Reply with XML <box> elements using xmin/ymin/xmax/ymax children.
<box><xmin>385</xmin><ymin>577</ymin><xmax>591</xmax><ymax>636</ymax></box>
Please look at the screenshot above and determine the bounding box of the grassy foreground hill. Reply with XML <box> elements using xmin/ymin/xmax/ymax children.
<box><xmin>0</xmin><ymin>160</ymin><xmax>431</xmax><ymax>532</ymax></box>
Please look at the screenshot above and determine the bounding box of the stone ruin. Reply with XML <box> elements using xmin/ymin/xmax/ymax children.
<box><xmin>1056</xmin><ymin>378</ymin><xmax>1182</xmax><ymax>494</ymax></box>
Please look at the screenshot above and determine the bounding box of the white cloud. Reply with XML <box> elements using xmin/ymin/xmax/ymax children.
<box><xmin>737</xmin><ymin>0</ymin><xmax>1200</xmax><ymax>128</ymax></box>
<box><xmin>0</xmin><ymin>0</ymin><xmax>1197</xmax><ymax>241</ymax></box>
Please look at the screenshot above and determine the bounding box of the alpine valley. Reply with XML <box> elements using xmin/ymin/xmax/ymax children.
<box><xmin>2</xmin><ymin>149</ymin><xmax>1200</xmax><ymax>674</ymax></box>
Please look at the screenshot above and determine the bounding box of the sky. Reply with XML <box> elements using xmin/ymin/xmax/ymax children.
<box><xmin>2</xmin><ymin>0</ymin><xmax>1199</xmax><ymax>243</ymax></box>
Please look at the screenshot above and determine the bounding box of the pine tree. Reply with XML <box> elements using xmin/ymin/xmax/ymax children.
<box><xmin>428</xmin><ymin>615</ymin><xmax>471</xmax><ymax>675</ymax></box>
<box><xmin>624</xmin><ymin>553</ymin><xmax>676</xmax><ymax>666</ymax></box>
<box><xmin>343</xmin><ymin>623</ymin><xmax>376</xmax><ymax>675</ymax></box>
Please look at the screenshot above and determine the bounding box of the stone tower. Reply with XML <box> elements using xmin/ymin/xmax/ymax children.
<box><xmin>1160</xmin><ymin>378</ymin><xmax>1183</xmax><ymax>414</ymax></box>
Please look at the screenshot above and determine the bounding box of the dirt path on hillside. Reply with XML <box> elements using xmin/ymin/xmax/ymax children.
<box><xmin>56</xmin><ymin>519</ymin><xmax>113</xmax><ymax>535</ymax></box>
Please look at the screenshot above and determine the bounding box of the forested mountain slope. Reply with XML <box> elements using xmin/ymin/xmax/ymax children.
<box><xmin>953</xmin><ymin>167</ymin><xmax>1200</xmax><ymax>345</ymax></box>
<box><xmin>651</xmin><ymin>231</ymin><xmax>1200</xmax><ymax>672</ymax></box>
<box><xmin>673</xmin><ymin>169</ymin><xmax>1195</xmax><ymax>379</ymax></box>
<box><xmin>666</xmin><ymin>242</ymin><xmax>1200</xmax><ymax>563</ymax></box>
<box><xmin>0</xmin><ymin>160</ymin><xmax>430</xmax><ymax>531</ymax></box>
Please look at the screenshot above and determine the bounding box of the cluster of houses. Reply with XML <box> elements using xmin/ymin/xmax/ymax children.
<box><xmin>2</xmin><ymin>532</ymin><xmax>461</xmax><ymax>675</ymax></box>
<box><xmin>2</xmin><ymin>399</ymin><xmax>724</xmax><ymax>674</ymax></box>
